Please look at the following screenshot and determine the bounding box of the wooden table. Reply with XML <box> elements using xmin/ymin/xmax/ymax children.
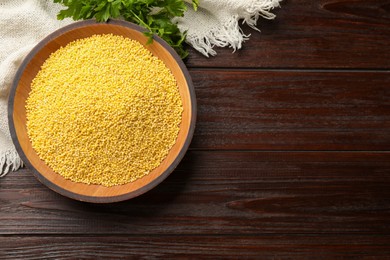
<box><xmin>1</xmin><ymin>1</ymin><xmax>390</xmax><ymax>258</ymax></box>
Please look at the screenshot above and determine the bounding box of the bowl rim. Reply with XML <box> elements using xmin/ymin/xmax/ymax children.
<box><xmin>8</xmin><ymin>19</ymin><xmax>197</xmax><ymax>203</ymax></box>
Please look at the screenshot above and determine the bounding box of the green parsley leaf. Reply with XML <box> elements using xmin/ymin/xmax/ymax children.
<box><xmin>53</xmin><ymin>0</ymin><xmax>199</xmax><ymax>58</ymax></box>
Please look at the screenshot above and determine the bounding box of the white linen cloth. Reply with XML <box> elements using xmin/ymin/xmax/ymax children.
<box><xmin>0</xmin><ymin>0</ymin><xmax>281</xmax><ymax>176</ymax></box>
<box><xmin>180</xmin><ymin>0</ymin><xmax>281</xmax><ymax>56</ymax></box>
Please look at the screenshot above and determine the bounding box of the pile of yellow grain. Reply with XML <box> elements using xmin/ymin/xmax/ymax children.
<box><xmin>26</xmin><ymin>34</ymin><xmax>183</xmax><ymax>187</ymax></box>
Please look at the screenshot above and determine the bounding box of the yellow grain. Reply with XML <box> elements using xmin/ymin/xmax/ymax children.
<box><xmin>26</xmin><ymin>34</ymin><xmax>183</xmax><ymax>187</ymax></box>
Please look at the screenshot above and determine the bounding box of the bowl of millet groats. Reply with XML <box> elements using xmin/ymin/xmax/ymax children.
<box><xmin>8</xmin><ymin>19</ymin><xmax>196</xmax><ymax>203</ymax></box>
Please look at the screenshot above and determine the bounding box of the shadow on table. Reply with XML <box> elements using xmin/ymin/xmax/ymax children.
<box><xmin>61</xmin><ymin>152</ymin><xmax>195</xmax><ymax>215</ymax></box>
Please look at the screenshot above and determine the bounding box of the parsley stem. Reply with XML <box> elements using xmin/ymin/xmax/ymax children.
<box><xmin>128</xmin><ymin>10</ymin><xmax>152</xmax><ymax>32</ymax></box>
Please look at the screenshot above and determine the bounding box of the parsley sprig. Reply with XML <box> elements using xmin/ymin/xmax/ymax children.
<box><xmin>53</xmin><ymin>0</ymin><xmax>199</xmax><ymax>58</ymax></box>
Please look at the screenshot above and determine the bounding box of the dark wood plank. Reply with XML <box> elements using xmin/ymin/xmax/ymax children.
<box><xmin>1</xmin><ymin>151</ymin><xmax>389</xmax><ymax>235</ymax></box>
<box><xmin>191</xmin><ymin>69</ymin><xmax>390</xmax><ymax>150</ymax></box>
<box><xmin>186</xmin><ymin>0</ymin><xmax>390</xmax><ymax>69</ymax></box>
<box><xmin>1</xmin><ymin>235</ymin><xmax>390</xmax><ymax>259</ymax></box>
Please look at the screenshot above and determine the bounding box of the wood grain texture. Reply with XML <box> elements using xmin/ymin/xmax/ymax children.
<box><xmin>1</xmin><ymin>152</ymin><xmax>389</xmax><ymax>235</ymax></box>
<box><xmin>2</xmin><ymin>0</ymin><xmax>390</xmax><ymax>258</ymax></box>
<box><xmin>191</xmin><ymin>70</ymin><xmax>390</xmax><ymax>150</ymax></box>
<box><xmin>186</xmin><ymin>0</ymin><xmax>390</xmax><ymax>69</ymax></box>
<box><xmin>1</xmin><ymin>235</ymin><xmax>390</xmax><ymax>259</ymax></box>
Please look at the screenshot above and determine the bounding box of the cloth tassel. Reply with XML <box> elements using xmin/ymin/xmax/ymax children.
<box><xmin>185</xmin><ymin>16</ymin><xmax>249</xmax><ymax>57</ymax></box>
<box><xmin>179</xmin><ymin>0</ymin><xmax>282</xmax><ymax>57</ymax></box>
<box><xmin>244</xmin><ymin>0</ymin><xmax>280</xmax><ymax>29</ymax></box>
<box><xmin>0</xmin><ymin>149</ymin><xmax>23</xmax><ymax>177</ymax></box>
